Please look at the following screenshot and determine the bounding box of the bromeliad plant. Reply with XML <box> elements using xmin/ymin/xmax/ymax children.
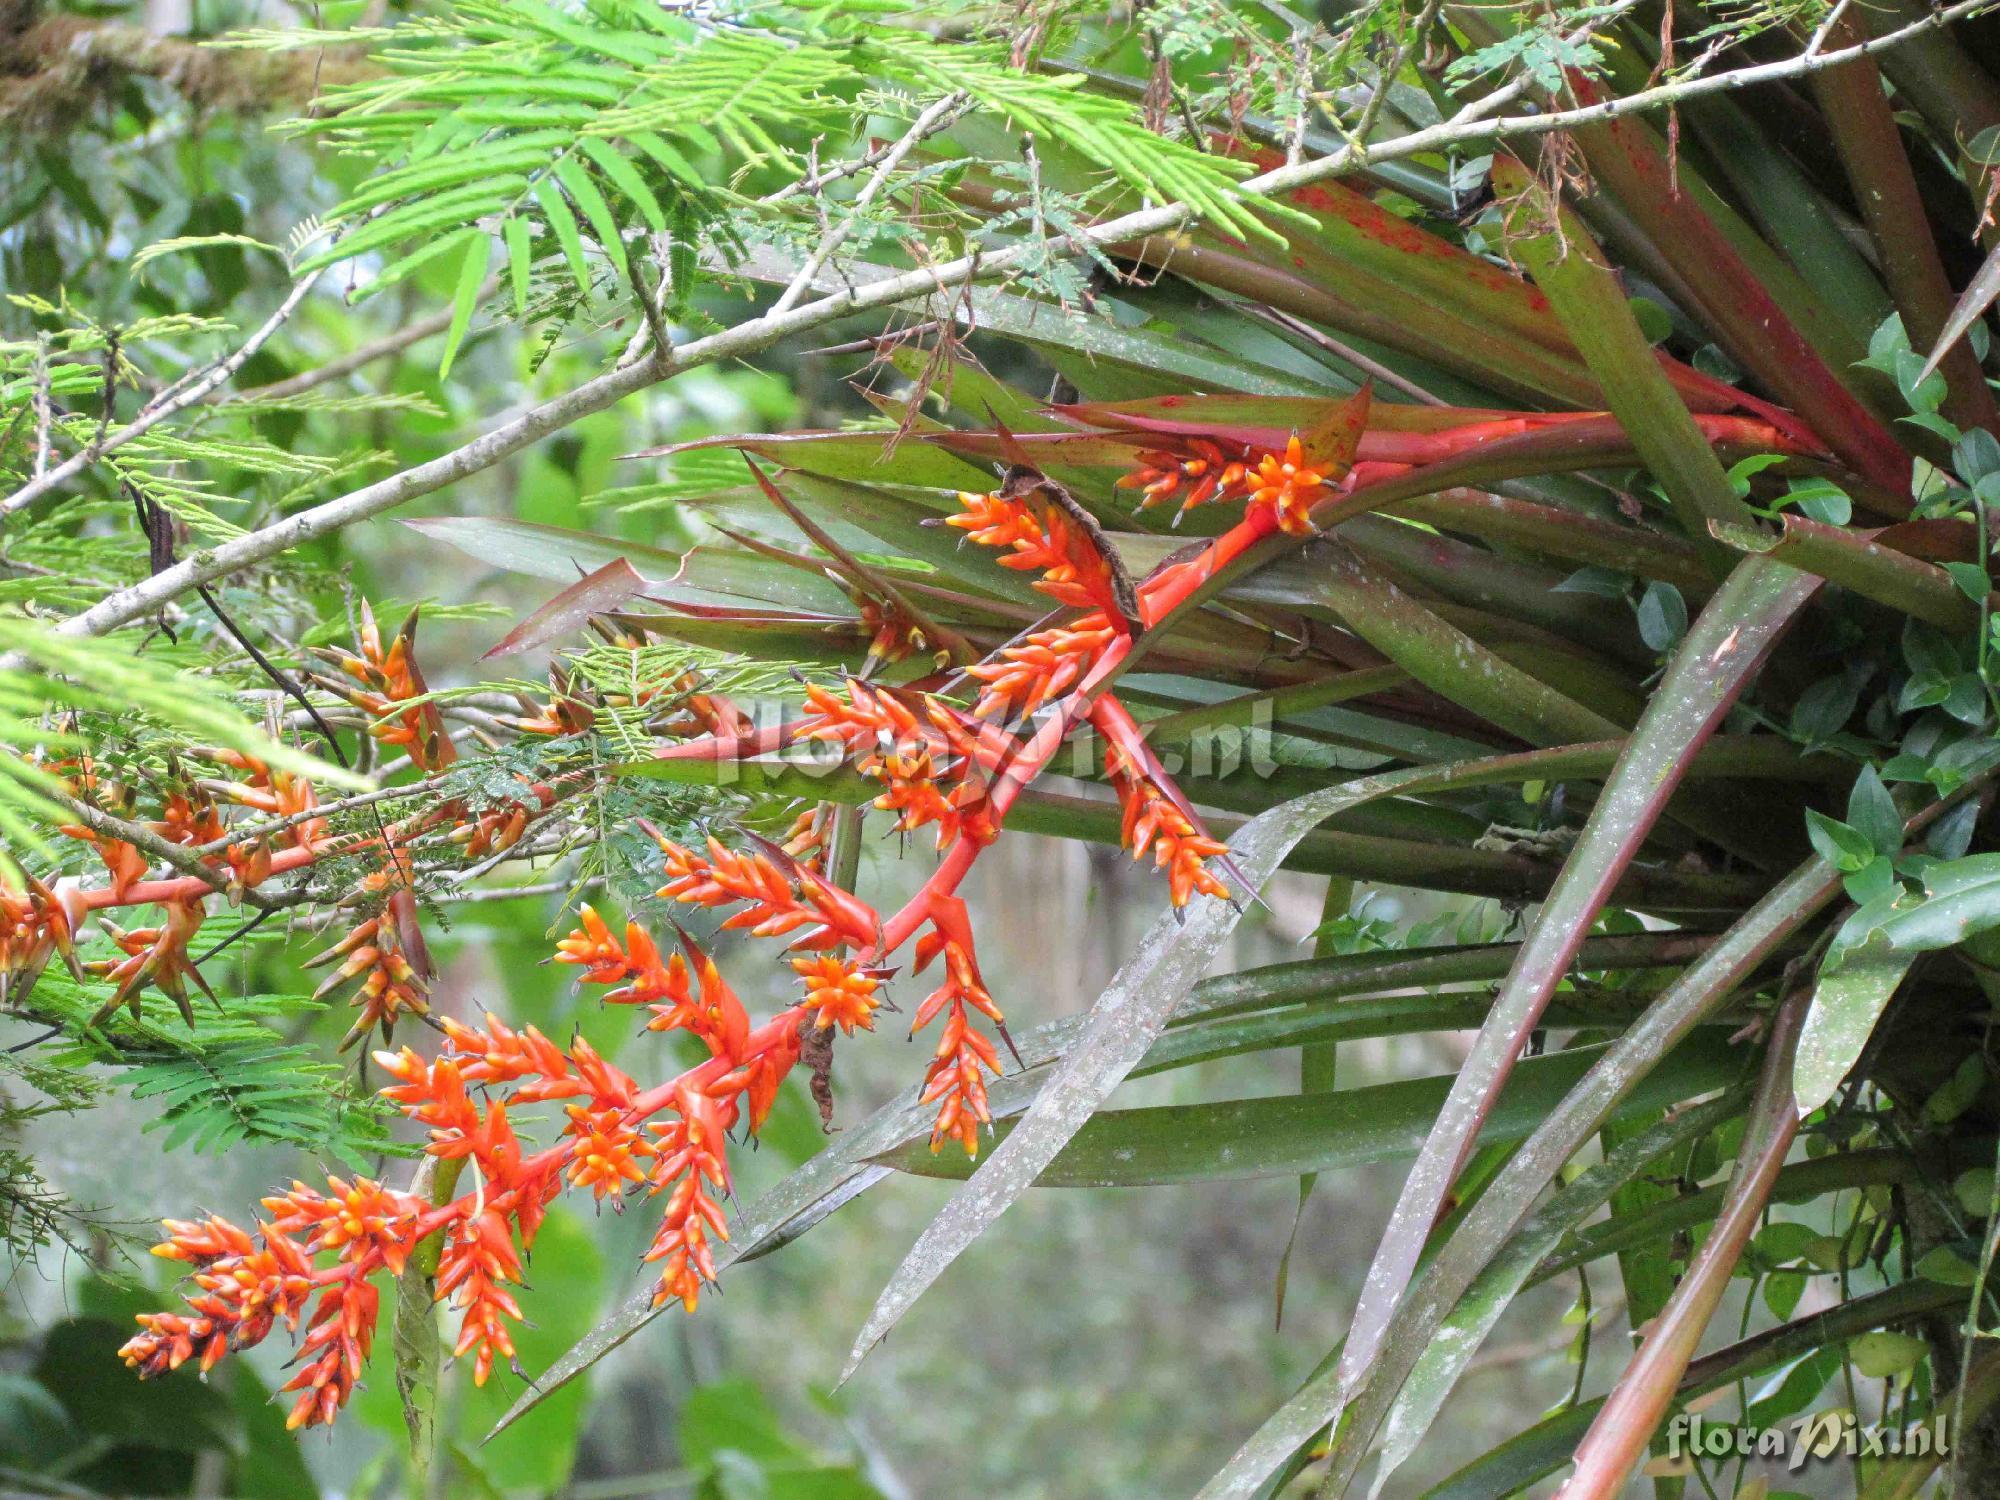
<box><xmin>22</xmin><ymin>0</ymin><xmax>2000</xmax><ymax>1492</ymax></box>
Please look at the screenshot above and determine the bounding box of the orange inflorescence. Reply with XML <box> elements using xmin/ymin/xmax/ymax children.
<box><xmin>306</xmin><ymin>903</ymin><xmax>430</xmax><ymax>1050</ymax></box>
<box><xmin>309</xmin><ymin>601</ymin><xmax>457</xmax><ymax>773</ymax></box>
<box><xmin>911</xmin><ymin>927</ymin><xmax>1004</xmax><ymax>1157</ymax></box>
<box><xmin>120</xmin><ymin>1215</ymin><xmax>314</xmax><ymax>1378</ymax></box>
<box><xmin>856</xmin><ymin>593</ymin><xmax>930</xmax><ymax>666</ymax></box>
<box><xmin>1246</xmin><ymin>435</ymin><xmax>1328</xmax><ymax>536</ymax></box>
<box><xmin>439</xmin><ymin>1209</ymin><xmax>525</xmax><ymax>1385</ymax></box>
<box><xmin>654</xmin><ymin>831</ymin><xmax>878</xmax><ymax>951</ymax></box>
<box><xmin>1116</xmin><ymin>436</ymin><xmax>1253</xmax><ymax>520</ymax></box>
<box><xmin>798</xmin><ymin>680</ymin><xmax>1000</xmax><ymax>849</ymax></box>
<box><xmin>966</xmin><ymin>613</ymin><xmax>1118</xmax><ymax>722</ymax></box>
<box><xmin>947</xmin><ymin>488</ymin><xmax>1127</xmax><ymax>618</ymax></box>
<box><xmin>646</xmin><ymin>1088</ymin><xmax>735</xmax><ymax>1310</ymax></box>
<box><xmin>1106</xmin><ymin>748</ymin><xmax>1231</xmax><ymax>908</ymax></box>
<box><xmin>1116</xmin><ymin>433</ymin><xmax>1330</xmax><ymax>537</ymax></box>
<box><xmin>87</xmin><ymin>897</ymin><xmax>210</xmax><ymax>1024</ymax></box>
<box><xmin>119</xmin><ymin>437</ymin><xmax>1291</xmax><ymax>1424</ymax></box>
<box><xmin>197</xmin><ymin>747</ymin><xmax>328</xmax><ymax>855</ymax></box>
<box><xmin>792</xmin><ymin>952</ymin><xmax>880</xmax><ymax>1035</ymax></box>
<box><xmin>780</xmin><ymin>804</ymin><xmax>833</xmax><ymax>870</ymax></box>
<box><xmin>264</xmin><ymin>1176</ymin><xmax>424</xmax><ymax>1276</ymax></box>
<box><xmin>0</xmin><ymin>875</ymin><xmax>77</xmax><ymax>1003</ymax></box>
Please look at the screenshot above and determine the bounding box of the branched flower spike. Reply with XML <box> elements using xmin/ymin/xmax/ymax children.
<box><xmin>121</xmin><ymin>448</ymin><xmax>1280</xmax><ymax>1422</ymax></box>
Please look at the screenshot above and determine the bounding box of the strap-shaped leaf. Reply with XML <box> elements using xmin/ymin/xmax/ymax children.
<box><xmin>1328</xmin><ymin>553</ymin><xmax>1823</xmax><ymax>1460</ymax></box>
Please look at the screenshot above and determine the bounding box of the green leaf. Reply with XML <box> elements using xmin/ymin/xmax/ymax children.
<box><xmin>1946</xmin><ymin>561</ymin><xmax>1992</xmax><ymax>602</ymax></box>
<box><xmin>576</xmin><ymin>137</ymin><xmax>666</xmax><ymax>232</ymax></box>
<box><xmin>1636</xmin><ymin>581</ymin><xmax>1688</xmax><ymax>652</ymax></box>
<box><xmin>503</xmin><ymin>215</ymin><xmax>533</xmax><ymax>317</ymax></box>
<box><xmin>1805</xmin><ymin>809</ymin><xmax>1876</xmax><ymax>872</ymax></box>
<box><xmin>1926</xmin><ymin>1052</ymin><xmax>1987</xmax><ymax>1125</ymax></box>
<box><xmin>1873</xmin><ymin>853</ymin><xmax>2000</xmax><ymax>953</ymax></box>
<box><xmin>531</xmin><ymin>176</ymin><xmax>590</xmax><ymax>294</ymax></box>
<box><xmin>1794</xmin><ymin>938</ymin><xmax>1917</xmax><ymax>1114</ymax></box>
<box><xmin>552</xmin><ymin>155</ymin><xmax>629</xmax><ymax>281</ymax></box>
<box><xmin>438</xmin><ymin>231</ymin><xmax>491</xmax><ymax>379</ymax></box>
<box><xmin>875</xmin><ymin>1033</ymin><xmax>1742</xmax><ymax>1187</ymax></box>
<box><xmin>1847</xmin><ymin>765</ymin><xmax>1903</xmax><ymax>856</ymax></box>
<box><xmin>1366</xmin><ymin>1091</ymin><xmax>1745</xmax><ymax>1493</ymax></box>
<box><xmin>1850</xmin><ymin>1330</ymin><xmax>1928</xmax><ymax>1379</ymax></box>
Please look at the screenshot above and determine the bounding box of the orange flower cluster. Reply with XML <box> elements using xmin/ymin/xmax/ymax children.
<box><xmin>1117</xmin><ymin>436</ymin><xmax>1252</xmax><ymax>520</ymax></box>
<box><xmin>0</xmin><ymin>874</ymin><xmax>78</xmax><ymax>1003</ymax></box>
<box><xmin>120</xmin><ymin>1183</ymin><xmax>415</xmax><ymax>1430</ymax></box>
<box><xmin>440</xmin><ymin>1210</ymin><xmax>526</xmax><ymax>1384</ymax></box>
<box><xmin>306</xmin><ymin>900</ymin><xmax>431</xmax><ymax>1050</ymax></box>
<box><xmin>856</xmin><ymin>592</ymin><xmax>930</xmax><ymax>667</ymax></box>
<box><xmin>647</xmin><ymin>1088</ymin><xmax>735</xmax><ymax>1310</ymax></box>
<box><xmin>197</xmin><ymin>746</ymin><xmax>327</xmax><ymax>855</ymax></box>
<box><xmin>553</xmin><ymin>910</ymin><xmax>806</xmax><ymax>1308</ymax></box>
<box><xmin>118</xmin><ymin>430</ymin><xmax>1302</xmax><ymax>1422</ymax></box>
<box><xmin>120</xmin><ymin>1216</ymin><xmax>313</xmax><ymax>1379</ymax></box>
<box><xmin>910</xmin><ymin>902</ymin><xmax>1005</xmax><ymax>1157</ymax></box>
<box><xmin>791</xmin><ymin>952</ymin><xmax>880</xmax><ymax>1035</ymax></box>
<box><xmin>89</xmin><ymin>898</ymin><xmax>211</xmax><ymax>1024</ymax></box>
<box><xmin>308</xmin><ymin>602</ymin><xmax>456</xmax><ymax>773</ymax></box>
<box><xmin>1106</xmin><ymin>748</ymin><xmax>1231</xmax><ymax>908</ymax></box>
<box><xmin>1246</xmin><ymin>436</ymin><xmax>1330</xmax><ymax>536</ymax></box>
<box><xmin>946</xmin><ymin>484</ymin><xmax>1130</xmax><ymax>621</ymax></box>
<box><xmin>780</xmin><ymin>804</ymin><xmax>832</xmax><ymax>870</ymax></box>
<box><xmin>56</xmin><ymin>769</ymin><xmax>148</xmax><ymax>898</ymax></box>
<box><xmin>654</xmin><ymin>830</ymin><xmax>879</xmax><ymax>951</ymax></box>
<box><xmin>966</xmin><ymin>613</ymin><xmax>1118</xmax><ymax>722</ymax></box>
<box><xmin>1117</xmin><ymin>433</ymin><xmax>1329</xmax><ymax>537</ymax></box>
<box><xmin>798</xmin><ymin>679</ymin><xmax>1000</xmax><ymax>851</ymax></box>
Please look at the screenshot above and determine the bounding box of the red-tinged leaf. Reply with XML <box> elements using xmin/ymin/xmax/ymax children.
<box><xmin>1710</xmin><ymin>514</ymin><xmax>1983</xmax><ymax>631</ymax></box>
<box><xmin>1498</xmin><ymin>154</ymin><xmax>1754</xmax><ymax>564</ymax></box>
<box><xmin>1563</xmin><ymin>993</ymin><xmax>1809</xmax><ymax>1500</ymax></box>
<box><xmin>480</xmin><ymin>558</ymin><xmax>648</xmax><ymax>660</ymax></box>
<box><xmin>923</xmin><ymin>428</ymin><xmax>1151</xmax><ymax>474</ymax></box>
<box><xmin>1298</xmin><ymin>383</ymin><xmax>1370</xmax><ymax>473</ymax></box>
<box><xmin>408</xmin><ymin>515</ymin><xmax>855</xmax><ymax>615</ymax></box>
<box><xmin>1552</xmin><ymin>72</ymin><xmax>1913</xmax><ymax>497</ymax></box>
<box><xmin>1048</xmin><ymin>394</ymin><xmax>1519</xmax><ymax>449</ymax></box>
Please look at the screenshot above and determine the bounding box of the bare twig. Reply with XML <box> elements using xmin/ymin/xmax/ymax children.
<box><xmin>770</xmin><ymin>90</ymin><xmax>969</xmax><ymax>318</ymax></box>
<box><xmin>1246</xmin><ymin>305</ymin><xmax>1447</xmax><ymax>405</ymax></box>
<box><xmin>3</xmin><ymin>270</ymin><xmax>326</xmax><ymax>518</ymax></box>
<box><xmin>217</xmin><ymin>278</ymin><xmax>500</xmax><ymax>406</ymax></box>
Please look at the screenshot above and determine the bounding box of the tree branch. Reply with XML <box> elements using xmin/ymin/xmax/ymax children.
<box><xmin>2</xmin><ymin>271</ymin><xmax>325</xmax><ymax>518</ymax></box>
<box><xmin>29</xmin><ymin>0</ymin><xmax>1991</xmax><ymax>653</ymax></box>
